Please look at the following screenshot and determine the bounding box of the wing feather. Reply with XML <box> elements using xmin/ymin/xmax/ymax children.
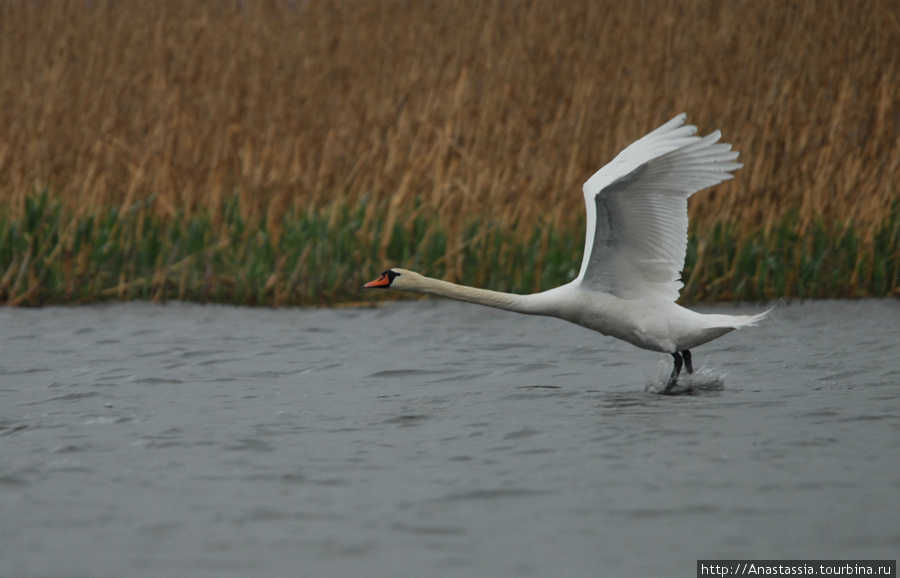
<box><xmin>575</xmin><ymin>115</ymin><xmax>742</xmax><ymax>300</ymax></box>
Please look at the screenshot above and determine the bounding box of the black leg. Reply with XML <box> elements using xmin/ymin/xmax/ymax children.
<box><xmin>683</xmin><ymin>349</ymin><xmax>693</xmax><ymax>374</ymax></box>
<box><xmin>664</xmin><ymin>351</ymin><xmax>683</xmax><ymax>392</ymax></box>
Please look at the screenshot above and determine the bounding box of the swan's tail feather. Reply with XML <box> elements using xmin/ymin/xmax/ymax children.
<box><xmin>670</xmin><ymin>306</ymin><xmax>771</xmax><ymax>358</ymax></box>
<box><xmin>697</xmin><ymin>307</ymin><xmax>772</xmax><ymax>333</ymax></box>
<box><xmin>731</xmin><ymin>307</ymin><xmax>774</xmax><ymax>328</ymax></box>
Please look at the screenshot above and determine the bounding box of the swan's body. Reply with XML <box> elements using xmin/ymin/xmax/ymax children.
<box><xmin>365</xmin><ymin>115</ymin><xmax>769</xmax><ymax>391</ymax></box>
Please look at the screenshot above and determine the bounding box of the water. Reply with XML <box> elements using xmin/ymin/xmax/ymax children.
<box><xmin>1</xmin><ymin>299</ymin><xmax>898</xmax><ymax>577</ymax></box>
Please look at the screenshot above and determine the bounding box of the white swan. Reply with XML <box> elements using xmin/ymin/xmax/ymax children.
<box><xmin>365</xmin><ymin>114</ymin><xmax>769</xmax><ymax>392</ymax></box>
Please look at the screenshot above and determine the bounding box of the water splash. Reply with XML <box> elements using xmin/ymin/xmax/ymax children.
<box><xmin>645</xmin><ymin>367</ymin><xmax>726</xmax><ymax>396</ymax></box>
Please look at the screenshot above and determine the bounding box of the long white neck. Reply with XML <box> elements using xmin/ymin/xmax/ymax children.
<box><xmin>391</xmin><ymin>269</ymin><xmax>538</xmax><ymax>315</ymax></box>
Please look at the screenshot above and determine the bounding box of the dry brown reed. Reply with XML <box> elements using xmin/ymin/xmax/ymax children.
<box><xmin>1</xmin><ymin>0</ymin><xmax>899</xmax><ymax>294</ymax></box>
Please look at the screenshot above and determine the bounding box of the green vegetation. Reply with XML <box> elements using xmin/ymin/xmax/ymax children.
<box><xmin>2</xmin><ymin>193</ymin><xmax>896</xmax><ymax>306</ymax></box>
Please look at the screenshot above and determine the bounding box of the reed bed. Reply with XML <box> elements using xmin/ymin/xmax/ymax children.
<box><xmin>1</xmin><ymin>0</ymin><xmax>898</xmax><ymax>306</ymax></box>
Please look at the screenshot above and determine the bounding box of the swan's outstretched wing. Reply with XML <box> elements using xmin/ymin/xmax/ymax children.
<box><xmin>574</xmin><ymin>114</ymin><xmax>742</xmax><ymax>301</ymax></box>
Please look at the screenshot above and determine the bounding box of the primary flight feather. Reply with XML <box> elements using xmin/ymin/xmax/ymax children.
<box><xmin>365</xmin><ymin>114</ymin><xmax>768</xmax><ymax>393</ymax></box>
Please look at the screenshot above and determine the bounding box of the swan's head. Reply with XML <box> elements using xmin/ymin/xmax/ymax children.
<box><xmin>364</xmin><ymin>268</ymin><xmax>419</xmax><ymax>290</ymax></box>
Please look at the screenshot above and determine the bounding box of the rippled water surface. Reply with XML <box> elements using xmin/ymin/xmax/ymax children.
<box><xmin>1</xmin><ymin>299</ymin><xmax>898</xmax><ymax>577</ymax></box>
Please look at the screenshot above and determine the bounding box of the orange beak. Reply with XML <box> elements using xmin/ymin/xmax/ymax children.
<box><xmin>364</xmin><ymin>273</ymin><xmax>391</xmax><ymax>288</ymax></box>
